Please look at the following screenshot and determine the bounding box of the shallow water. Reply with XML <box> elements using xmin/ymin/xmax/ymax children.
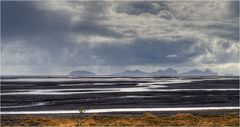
<box><xmin>1</xmin><ymin>76</ymin><xmax>239</xmax><ymax>114</ymax></box>
<box><xmin>1</xmin><ymin>106</ymin><xmax>239</xmax><ymax>114</ymax></box>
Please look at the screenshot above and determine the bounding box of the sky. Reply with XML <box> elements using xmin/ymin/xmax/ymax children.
<box><xmin>1</xmin><ymin>1</ymin><xmax>239</xmax><ymax>75</ymax></box>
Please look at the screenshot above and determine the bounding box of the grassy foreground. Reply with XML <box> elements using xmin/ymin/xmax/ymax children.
<box><xmin>1</xmin><ymin>113</ymin><xmax>239</xmax><ymax>126</ymax></box>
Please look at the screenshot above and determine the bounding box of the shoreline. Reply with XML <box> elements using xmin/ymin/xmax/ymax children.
<box><xmin>1</xmin><ymin>107</ymin><xmax>239</xmax><ymax>115</ymax></box>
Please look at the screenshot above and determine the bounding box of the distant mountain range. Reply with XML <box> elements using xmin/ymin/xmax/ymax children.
<box><xmin>151</xmin><ymin>68</ymin><xmax>178</xmax><ymax>76</ymax></box>
<box><xmin>69</xmin><ymin>70</ymin><xmax>95</xmax><ymax>77</ymax></box>
<box><xmin>180</xmin><ymin>69</ymin><xmax>218</xmax><ymax>76</ymax></box>
<box><xmin>69</xmin><ymin>68</ymin><xmax>218</xmax><ymax>77</ymax></box>
<box><xmin>113</xmin><ymin>69</ymin><xmax>148</xmax><ymax>77</ymax></box>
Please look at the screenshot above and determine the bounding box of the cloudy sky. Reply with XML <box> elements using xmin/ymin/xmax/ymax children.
<box><xmin>1</xmin><ymin>1</ymin><xmax>239</xmax><ymax>75</ymax></box>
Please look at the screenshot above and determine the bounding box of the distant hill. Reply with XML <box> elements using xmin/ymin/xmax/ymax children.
<box><xmin>113</xmin><ymin>69</ymin><xmax>148</xmax><ymax>77</ymax></box>
<box><xmin>69</xmin><ymin>68</ymin><xmax>218</xmax><ymax>77</ymax></box>
<box><xmin>180</xmin><ymin>69</ymin><xmax>217</xmax><ymax>76</ymax></box>
<box><xmin>151</xmin><ymin>68</ymin><xmax>178</xmax><ymax>76</ymax></box>
<box><xmin>69</xmin><ymin>70</ymin><xmax>95</xmax><ymax>77</ymax></box>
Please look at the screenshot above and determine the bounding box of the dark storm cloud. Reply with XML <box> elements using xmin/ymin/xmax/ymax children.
<box><xmin>229</xmin><ymin>1</ymin><xmax>239</xmax><ymax>18</ymax></box>
<box><xmin>116</xmin><ymin>1</ymin><xmax>239</xmax><ymax>21</ymax></box>
<box><xmin>72</xmin><ymin>21</ymin><xmax>122</xmax><ymax>38</ymax></box>
<box><xmin>77</xmin><ymin>1</ymin><xmax>108</xmax><ymax>20</ymax></box>
<box><xmin>70</xmin><ymin>1</ymin><xmax>123</xmax><ymax>37</ymax></box>
<box><xmin>1</xmin><ymin>1</ymin><xmax>69</xmax><ymax>40</ymax></box>
<box><xmin>1</xmin><ymin>1</ymin><xmax>73</xmax><ymax>66</ymax></box>
<box><xmin>206</xmin><ymin>21</ymin><xmax>239</xmax><ymax>41</ymax></box>
<box><xmin>93</xmin><ymin>37</ymin><xmax>203</xmax><ymax>65</ymax></box>
<box><xmin>1</xmin><ymin>1</ymin><xmax>239</xmax><ymax>75</ymax></box>
<box><xmin>1</xmin><ymin>1</ymin><xmax>46</xmax><ymax>39</ymax></box>
<box><xmin>116</xmin><ymin>1</ymin><xmax>167</xmax><ymax>15</ymax></box>
<box><xmin>1</xmin><ymin>1</ymin><xmax>120</xmax><ymax>40</ymax></box>
<box><xmin>182</xmin><ymin>21</ymin><xmax>239</xmax><ymax>41</ymax></box>
<box><xmin>1</xmin><ymin>1</ymin><xmax>73</xmax><ymax>58</ymax></box>
<box><xmin>1</xmin><ymin>1</ymin><xmax>121</xmax><ymax>66</ymax></box>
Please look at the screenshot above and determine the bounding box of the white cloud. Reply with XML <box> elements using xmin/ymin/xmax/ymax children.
<box><xmin>166</xmin><ymin>54</ymin><xmax>178</xmax><ymax>58</ymax></box>
<box><xmin>1</xmin><ymin>1</ymin><xmax>239</xmax><ymax>75</ymax></box>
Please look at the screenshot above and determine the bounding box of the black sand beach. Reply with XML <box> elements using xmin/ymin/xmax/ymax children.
<box><xmin>1</xmin><ymin>76</ymin><xmax>239</xmax><ymax>114</ymax></box>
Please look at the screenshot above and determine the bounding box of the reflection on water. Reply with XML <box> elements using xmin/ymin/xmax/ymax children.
<box><xmin>1</xmin><ymin>107</ymin><xmax>240</xmax><ymax>114</ymax></box>
<box><xmin>1</xmin><ymin>76</ymin><xmax>239</xmax><ymax>114</ymax></box>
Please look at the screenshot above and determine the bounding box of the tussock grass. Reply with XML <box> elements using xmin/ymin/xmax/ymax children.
<box><xmin>1</xmin><ymin>112</ymin><xmax>239</xmax><ymax>127</ymax></box>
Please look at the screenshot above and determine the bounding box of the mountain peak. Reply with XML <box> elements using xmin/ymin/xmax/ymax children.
<box><xmin>181</xmin><ymin>69</ymin><xmax>217</xmax><ymax>76</ymax></box>
<box><xmin>205</xmin><ymin>69</ymin><xmax>212</xmax><ymax>72</ymax></box>
<box><xmin>113</xmin><ymin>69</ymin><xmax>147</xmax><ymax>77</ymax></box>
<box><xmin>125</xmin><ymin>69</ymin><xmax>142</xmax><ymax>73</ymax></box>
<box><xmin>189</xmin><ymin>69</ymin><xmax>202</xmax><ymax>73</ymax></box>
<box><xmin>165</xmin><ymin>68</ymin><xmax>177</xmax><ymax>72</ymax></box>
<box><xmin>151</xmin><ymin>68</ymin><xmax>178</xmax><ymax>76</ymax></box>
<box><xmin>166</xmin><ymin>67</ymin><xmax>174</xmax><ymax>70</ymax></box>
<box><xmin>133</xmin><ymin>69</ymin><xmax>142</xmax><ymax>72</ymax></box>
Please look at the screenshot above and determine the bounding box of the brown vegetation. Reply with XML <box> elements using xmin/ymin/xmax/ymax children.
<box><xmin>1</xmin><ymin>113</ymin><xmax>239</xmax><ymax>127</ymax></box>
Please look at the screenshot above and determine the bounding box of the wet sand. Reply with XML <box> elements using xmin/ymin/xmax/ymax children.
<box><xmin>1</xmin><ymin>77</ymin><xmax>239</xmax><ymax>114</ymax></box>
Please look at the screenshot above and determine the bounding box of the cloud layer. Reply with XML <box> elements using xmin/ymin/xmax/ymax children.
<box><xmin>1</xmin><ymin>1</ymin><xmax>239</xmax><ymax>75</ymax></box>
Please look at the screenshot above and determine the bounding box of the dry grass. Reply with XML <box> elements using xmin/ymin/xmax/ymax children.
<box><xmin>1</xmin><ymin>112</ymin><xmax>239</xmax><ymax>127</ymax></box>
